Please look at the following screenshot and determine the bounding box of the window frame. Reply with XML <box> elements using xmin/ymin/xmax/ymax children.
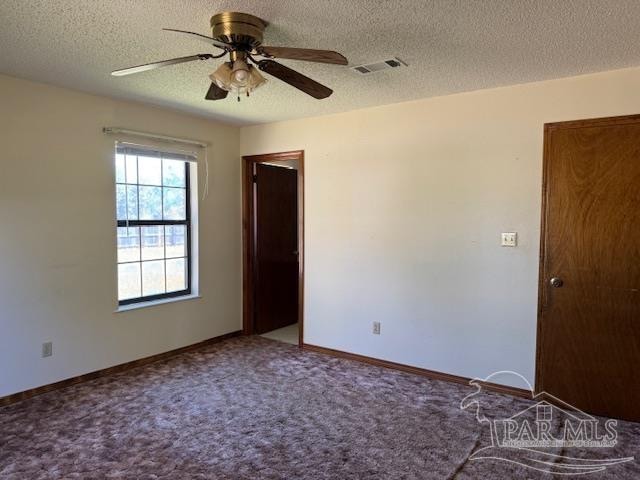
<box><xmin>116</xmin><ymin>152</ymin><xmax>192</xmax><ymax>306</ymax></box>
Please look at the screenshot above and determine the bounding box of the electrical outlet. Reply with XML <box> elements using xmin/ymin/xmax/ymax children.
<box><xmin>501</xmin><ymin>232</ymin><xmax>518</xmax><ymax>247</ymax></box>
<box><xmin>372</xmin><ymin>321</ymin><xmax>381</xmax><ymax>335</ymax></box>
<box><xmin>42</xmin><ymin>342</ymin><xmax>52</xmax><ymax>358</ymax></box>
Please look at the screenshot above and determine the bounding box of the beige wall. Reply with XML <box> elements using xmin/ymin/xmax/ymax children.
<box><xmin>0</xmin><ymin>75</ymin><xmax>241</xmax><ymax>397</ymax></box>
<box><xmin>241</xmin><ymin>67</ymin><xmax>640</xmax><ymax>389</ymax></box>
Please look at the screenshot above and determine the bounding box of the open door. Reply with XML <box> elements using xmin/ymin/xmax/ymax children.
<box><xmin>536</xmin><ymin>115</ymin><xmax>640</xmax><ymax>421</ymax></box>
<box><xmin>242</xmin><ymin>151</ymin><xmax>304</xmax><ymax>344</ymax></box>
<box><xmin>254</xmin><ymin>163</ymin><xmax>298</xmax><ymax>334</ymax></box>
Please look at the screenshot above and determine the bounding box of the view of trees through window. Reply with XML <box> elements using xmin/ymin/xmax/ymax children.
<box><xmin>115</xmin><ymin>148</ymin><xmax>191</xmax><ymax>304</ymax></box>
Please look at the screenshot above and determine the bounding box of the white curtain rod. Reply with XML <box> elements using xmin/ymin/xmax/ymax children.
<box><xmin>102</xmin><ymin>127</ymin><xmax>209</xmax><ymax>148</ymax></box>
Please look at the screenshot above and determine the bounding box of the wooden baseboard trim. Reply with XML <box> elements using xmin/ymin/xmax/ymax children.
<box><xmin>0</xmin><ymin>330</ymin><xmax>243</xmax><ymax>407</ymax></box>
<box><xmin>302</xmin><ymin>343</ymin><xmax>530</xmax><ymax>399</ymax></box>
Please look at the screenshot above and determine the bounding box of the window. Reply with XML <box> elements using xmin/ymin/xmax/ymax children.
<box><xmin>115</xmin><ymin>144</ymin><xmax>194</xmax><ymax>305</ymax></box>
<box><xmin>537</xmin><ymin>404</ymin><xmax>552</xmax><ymax>422</ymax></box>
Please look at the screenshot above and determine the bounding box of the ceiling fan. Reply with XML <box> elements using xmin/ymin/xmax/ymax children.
<box><xmin>111</xmin><ymin>12</ymin><xmax>348</xmax><ymax>101</ymax></box>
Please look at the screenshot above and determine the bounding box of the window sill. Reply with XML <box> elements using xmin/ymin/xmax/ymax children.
<box><xmin>115</xmin><ymin>294</ymin><xmax>201</xmax><ymax>313</ymax></box>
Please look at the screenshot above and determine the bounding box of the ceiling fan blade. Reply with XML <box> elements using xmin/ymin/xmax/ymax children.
<box><xmin>257</xmin><ymin>46</ymin><xmax>348</xmax><ymax>65</ymax></box>
<box><xmin>163</xmin><ymin>28</ymin><xmax>230</xmax><ymax>50</ymax></box>
<box><xmin>205</xmin><ymin>82</ymin><xmax>229</xmax><ymax>100</ymax></box>
<box><xmin>257</xmin><ymin>60</ymin><xmax>333</xmax><ymax>99</ymax></box>
<box><xmin>111</xmin><ymin>54</ymin><xmax>214</xmax><ymax>76</ymax></box>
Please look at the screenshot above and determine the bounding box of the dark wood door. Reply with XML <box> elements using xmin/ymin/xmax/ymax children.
<box><xmin>253</xmin><ymin>163</ymin><xmax>299</xmax><ymax>334</ymax></box>
<box><xmin>537</xmin><ymin>115</ymin><xmax>640</xmax><ymax>421</ymax></box>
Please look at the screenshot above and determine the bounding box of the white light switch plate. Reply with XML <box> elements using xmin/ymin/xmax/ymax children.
<box><xmin>501</xmin><ymin>232</ymin><xmax>518</xmax><ymax>247</ymax></box>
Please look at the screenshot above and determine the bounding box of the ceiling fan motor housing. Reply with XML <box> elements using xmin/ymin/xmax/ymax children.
<box><xmin>210</xmin><ymin>12</ymin><xmax>268</xmax><ymax>49</ymax></box>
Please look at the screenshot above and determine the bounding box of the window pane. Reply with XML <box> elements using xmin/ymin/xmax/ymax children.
<box><xmin>163</xmin><ymin>159</ymin><xmax>186</xmax><ymax>187</ymax></box>
<box><xmin>165</xmin><ymin>225</ymin><xmax>186</xmax><ymax>258</ymax></box>
<box><xmin>118</xmin><ymin>263</ymin><xmax>141</xmax><ymax>300</ymax></box>
<box><xmin>142</xmin><ymin>260</ymin><xmax>165</xmax><ymax>296</ymax></box>
<box><xmin>139</xmin><ymin>186</ymin><xmax>162</xmax><ymax>220</ymax></box>
<box><xmin>116</xmin><ymin>185</ymin><xmax>138</xmax><ymax>220</ymax></box>
<box><xmin>116</xmin><ymin>185</ymin><xmax>126</xmax><ymax>220</ymax></box>
<box><xmin>125</xmin><ymin>154</ymin><xmax>137</xmax><ymax>184</ymax></box>
<box><xmin>141</xmin><ymin>226</ymin><xmax>164</xmax><ymax>261</ymax></box>
<box><xmin>117</xmin><ymin>227</ymin><xmax>140</xmax><ymax>263</ymax></box>
<box><xmin>138</xmin><ymin>155</ymin><xmax>162</xmax><ymax>186</ymax></box>
<box><xmin>115</xmin><ymin>154</ymin><xmax>126</xmax><ymax>183</ymax></box>
<box><xmin>163</xmin><ymin>187</ymin><xmax>186</xmax><ymax>220</ymax></box>
<box><xmin>166</xmin><ymin>258</ymin><xmax>186</xmax><ymax>292</ymax></box>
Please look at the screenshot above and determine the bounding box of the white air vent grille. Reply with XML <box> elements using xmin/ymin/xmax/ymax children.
<box><xmin>351</xmin><ymin>57</ymin><xmax>408</xmax><ymax>75</ymax></box>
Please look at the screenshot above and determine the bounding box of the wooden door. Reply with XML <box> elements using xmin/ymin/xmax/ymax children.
<box><xmin>253</xmin><ymin>163</ymin><xmax>299</xmax><ymax>334</ymax></box>
<box><xmin>537</xmin><ymin>115</ymin><xmax>640</xmax><ymax>421</ymax></box>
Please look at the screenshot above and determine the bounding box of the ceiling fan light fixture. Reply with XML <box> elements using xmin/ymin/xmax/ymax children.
<box><xmin>232</xmin><ymin>59</ymin><xmax>250</xmax><ymax>84</ymax></box>
<box><xmin>210</xmin><ymin>62</ymin><xmax>265</xmax><ymax>95</ymax></box>
<box><xmin>211</xmin><ymin>62</ymin><xmax>233</xmax><ymax>90</ymax></box>
<box><xmin>244</xmin><ymin>66</ymin><xmax>267</xmax><ymax>92</ymax></box>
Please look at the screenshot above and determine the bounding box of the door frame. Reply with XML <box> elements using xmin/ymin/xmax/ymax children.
<box><xmin>535</xmin><ymin>113</ymin><xmax>640</xmax><ymax>394</ymax></box>
<box><xmin>242</xmin><ymin>150</ymin><xmax>305</xmax><ymax>346</ymax></box>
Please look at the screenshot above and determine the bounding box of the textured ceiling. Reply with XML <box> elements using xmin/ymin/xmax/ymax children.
<box><xmin>2</xmin><ymin>0</ymin><xmax>640</xmax><ymax>126</ymax></box>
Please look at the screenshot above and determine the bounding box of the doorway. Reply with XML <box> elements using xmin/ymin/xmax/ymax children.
<box><xmin>242</xmin><ymin>151</ymin><xmax>304</xmax><ymax>346</ymax></box>
<box><xmin>536</xmin><ymin>114</ymin><xmax>640</xmax><ymax>422</ymax></box>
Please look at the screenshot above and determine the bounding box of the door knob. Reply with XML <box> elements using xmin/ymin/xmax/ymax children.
<box><xmin>550</xmin><ymin>277</ymin><xmax>564</xmax><ymax>288</ymax></box>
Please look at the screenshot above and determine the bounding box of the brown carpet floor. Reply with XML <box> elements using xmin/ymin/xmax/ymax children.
<box><xmin>1</xmin><ymin>336</ymin><xmax>638</xmax><ymax>479</ymax></box>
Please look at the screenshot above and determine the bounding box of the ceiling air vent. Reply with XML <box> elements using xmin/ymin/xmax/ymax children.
<box><xmin>351</xmin><ymin>57</ymin><xmax>408</xmax><ymax>75</ymax></box>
